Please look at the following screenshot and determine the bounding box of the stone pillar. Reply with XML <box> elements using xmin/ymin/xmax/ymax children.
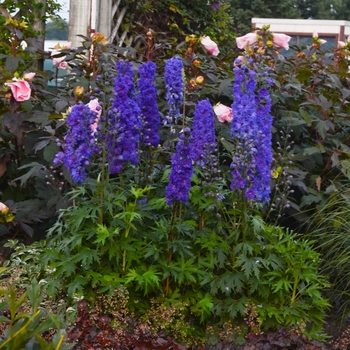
<box><xmin>96</xmin><ymin>0</ymin><xmax>112</xmax><ymax>40</ymax></box>
<box><xmin>33</xmin><ymin>0</ymin><xmax>46</xmax><ymax>70</ymax></box>
<box><xmin>68</xmin><ymin>0</ymin><xmax>92</xmax><ymax>48</ymax></box>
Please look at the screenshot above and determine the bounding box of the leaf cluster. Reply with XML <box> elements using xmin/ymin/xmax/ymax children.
<box><xmin>0</xmin><ymin>278</ymin><xmax>70</xmax><ymax>349</ymax></box>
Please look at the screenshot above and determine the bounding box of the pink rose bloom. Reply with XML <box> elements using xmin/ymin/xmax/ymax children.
<box><xmin>213</xmin><ymin>103</ymin><xmax>233</xmax><ymax>123</ymax></box>
<box><xmin>24</xmin><ymin>72</ymin><xmax>36</xmax><ymax>80</ymax></box>
<box><xmin>58</xmin><ymin>61</ymin><xmax>68</xmax><ymax>69</ymax></box>
<box><xmin>200</xmin><ymin>36</ymin><xmax>220</xmax><ymax>56</ymax></box>
<box><xmin>272</xmin><ymin>33</ymin><xmax>291</xmax><ymax>50</ymax></box>
<box><xmin>53</xmin><ymin>56</ymin><xmax>68</xmax><ymax>69</ymax></box>
<box><xmin>5</xmin><ymin>79</ymin><xmax>31</xmax><ymax>102</ymax></box>
<box><xmin>236</xmin><ymin>33</ymin><xmax>258</xmax><ymax>49</ymax></box>
<box><xmin>0</xmin><ymin>202</ymin><xmax>9</xmax><ymax>213</ymax></box>
<box><xmin>87</xmin><ymin>99</ymin><xmax>102</xmax><ymax>132</ymax></box>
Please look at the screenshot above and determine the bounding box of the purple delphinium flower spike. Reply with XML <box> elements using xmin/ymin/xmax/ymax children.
<box><xmin>137</xmin><ymin>61</ymin><xmax>161</xmax><ymax>148</ymax></box>
<box><xmin>106</xmin><ymin>60</ymin><xmax>141</xmax><ymax>174</ymax></box>
<box><xmin>164</xmin><ymin>56</ymin><xmax>184</xmax><ymax>123</ymax></box>
<box><xmin>54</xmin><ymin>104</ymin><xmax>99</xmax><ymax>182</ymax></box>
<box><xmin>166</xmin><ymin>128</ymin><xmax>193</xmax><ymax>205</ymax></box>
<box><xmin>230</xmin><ymin>61</ymin><xmax>273</xmax><ymax>203</ymax></box>
<box><xmin>189</xmin><ymin>99</ymin><xmax>216</xmax><ymax>166</ymax></box>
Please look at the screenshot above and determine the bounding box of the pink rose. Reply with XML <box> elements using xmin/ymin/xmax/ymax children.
<box><xmin>53</xmin><ymin>56</ymin><xmax>68</xmax><ymax>69</ymax></box>
<box><xmin>58</xmin><ymin>61</ymin><xmax>68</xmax><ymax>69</ymax></box>
<box><xmin>213</xmin><ymin>103</ymin><xmax>232</xmax><ymax>123</ymax></box>
<box><xmin>24</xmin><ymin>72</ymin><xmax>36</xmax><ymax>80</ymax></box>
<box><xmin>0</xmin><ymin>202</ymin><xmax>9</xmax><ymax>214</ymax></box>
<box><xmin>200</xmin><ymin>36</ymin><xmax>220</xmax><ymax>56</ymax></box>
<box><xmin>236</xmin><ymin>33</ymin><xmax>258</xmax><ymax>49</ymax></box>
<box><xmin>5</xmin><ymin>79</ymin><xmax>31</xmax><ymax>102</ymax></box>
<box><xmin>87</xmin><ymin>99</ymin><xmax>102</xmax><ymax>132</ymax></box>
<box><xmin>272</xmin><ymin>33</ymin><xmax>291</xmax><ymax>50</ymax></box>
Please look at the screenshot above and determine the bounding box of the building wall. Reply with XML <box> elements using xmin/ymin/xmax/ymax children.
<box><xmin>252</xmin><ymin>18</ymin><xmax>350</xmax><ymax>46</ymax></box>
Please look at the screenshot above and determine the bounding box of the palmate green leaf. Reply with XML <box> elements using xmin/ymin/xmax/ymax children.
<box><xmin>14</xmin><ymin>162</ymin><xmax>43</xmax><ymax>187</ymax></box>
<box><xmin>233</xmin><ymin>242</ymin><xmax>254</xmax><ymax>256</ymax></box>
<box><xmin>315</xmin><ymin>119</ymin><xmax>335</xmax><ymax>139</ymax></box>
<box><xmin>67</xmin><ymin>275</ymin><xmax>89</xmax><ymax>295</ymax></box>
<box><xmin>115</xmin><ymin>210</ymin><xmax>142</xmax><ymax>223</ymax></box>
<box><xmin>148</xmin><ymin>197</ymin><xmax>167</xmax><ymax>209</ymax></box>
<box><xmin>49</xmin><ymin>260</ymin><xmax>77</xmax><ymax>278</ymax></box>
<box><xmin>191</xmin><ymin>294</ymin><xmax>213</xmax><ymax>323</ymax></box>
<box><xmin>299</xmin><ymin>109</ymin><xmax>312</xmax><ymax>126</ymax></box>
<box><xmin>219</xmin><ymin>271</ymin><xmax>245</xmax><ymax>294</ymax></box>
<box><xmin>227</xmin><ymin>296</ymin><xmax>248</xmax><ymax>319</ymax></box>
<box><xmin>94</xmin><ymin>224</ymin><xmax>119</xmax><ymax>244</ymax></box>
<box><xmin>272</xmin><ymin>278</ymin><xmax>293</xmax><ymax>293</ymax></box>
<box><xmin>235</xmin><ymin>256</ymin><xmax>261</xmax><ymax>279</ymax></box>
<box><xmin>125</xmin><ymin>267</ymin><xmax>161</xmax><ymax>294</ymax></box>
<box><xmin>214</xmin><ymin>247</ymin><xmax>227</xmax><ymax>267</ymax></box>
<box><xmin>175</xmin><ymin>219</ymin><xmax>197</xmax><ymax>235</ymax></box>
<box><xmin>164</xmin><ymin>261</ymin><xmax>181</xmax><ymax>281</ymax></box>
<box><xmin>251</xmin><ymin>215</ymin><xmax>265</xmax><ymax>234</ymax></box>
<box><xmin>71</xmin><ymin>247</ymin><xmax>100</xmax><ymax>268</ymax></box>
<box><xmin>176</xmin><ymin>258</ymin><xmax>198</xmax><ymax>284</ymax></box>
<box><xmin>130</xmin><ymin>186</ymin><xmax>154</xmax><ymax>199</ymax></box>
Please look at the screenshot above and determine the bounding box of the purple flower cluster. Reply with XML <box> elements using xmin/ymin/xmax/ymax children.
<box><xmin>189</xmin><ymin>99</ymin><xmax>216</xmax><ymax>165</ymax></box>
<box><xmin>137</xmin><ymin>61</ymin><xmax>161</xmax><ymax>148</ymax></box>
<box><xmin>164</xmin><ymin>56</ymin><xmax>184</xmax><ymax>123</ymax></box>
<box><xmin>106</xmin><ymin>60</ymin><xmax>141</xmax><ymax>174</ymax></box>
<box><xmin>54</xmin><ymin>104</ymin><xmax>99</xmax><ymax>182</ymax></box>
<box><xmin>166</xmin><ymin>128</ymin><xmax>193</xmax><ymax>205</ymax></box>
<box><xmin>230</xmin><ymin>61</ymin><xmax>273</xmax><ymax>203</ymax></box>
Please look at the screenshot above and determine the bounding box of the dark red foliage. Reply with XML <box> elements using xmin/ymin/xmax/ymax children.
<box><xmin>241</xmin><ymin>328</ymin><xmax>328</xmax><ymax>350</ymax></box>
<box><xmin>67</xmin><ymin>302</ymin><xmax>330</xmax><ymax>349</ymax></box>
<box><xmin>67</xmin><ymin>300</ymin><xmax>187</xmax><ymax>350</ymax></box>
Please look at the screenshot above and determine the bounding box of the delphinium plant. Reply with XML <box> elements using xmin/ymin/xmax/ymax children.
<box><xmin>2</xmin><ymin>26</ymin><xmax>331</xmax><ymax>348</ymax></box>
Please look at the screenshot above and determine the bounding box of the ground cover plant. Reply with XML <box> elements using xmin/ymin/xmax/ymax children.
<box><xmin>2</xmin><ymin>1</ymin><xmax>350</xmax><ymax>348</ymax></box>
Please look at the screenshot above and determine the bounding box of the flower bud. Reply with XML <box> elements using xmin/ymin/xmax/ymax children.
<box><xmin>75</xmin><ymin>86</ymin><xmax>84</xmax><ymax>96</ymax></box>
<box><xmin>195</xmin><ymin>76</ymin><xmax>204</xmax><ymax>84</ymax></box>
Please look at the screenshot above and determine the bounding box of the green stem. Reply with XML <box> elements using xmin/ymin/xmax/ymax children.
<box><xmin>98</xmin><ymin>150</ymin><xmax>107</xmax><ymax>225</ymax></box>
<box><xmin>290</xmin><ymin>275</ymin><xmax>299</xmax><ymax>305</ymax></box>
<box><xmin>165</xmin><ymin>203</ymin><xmax>178</xmax><ymax>295</ymax></box>
<box><xmin>122</xmin><ymin>199</ymin><xmax>136</xmax><ymax>272</ymax></box>
<box><xmin>0</xmin><ymin>310</ymin><xmax>41</xmax><ymax>349</ymax></box>
<box><xmin>241</xmin><ymin>196</ymin><xmax>247</xmax><ymax>242</ymax></box>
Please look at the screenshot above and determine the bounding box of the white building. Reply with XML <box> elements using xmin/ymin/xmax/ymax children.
<box><xmin>252</xmin><ymin>18</ymin><xmax>350</xmax><ymax>50</ymax></box>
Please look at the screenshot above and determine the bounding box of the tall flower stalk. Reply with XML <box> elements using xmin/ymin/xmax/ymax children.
<box><xmin>54</xmin><ymin>104</ymin><xmax>99</xmax><ymax>183</ymax></box>
<box><xmin>106</xmin><ymin>60</ymin><xmax>141</xmax><ymax>174</ymax></box>
<box><xmin>137</xmin><ymin>61</ymin><xmax>160</xmax><ymax>148</ymax></box>
<box><xmin>230</xmin><ymin>59</ymin><xmax>273</xmax><ymax>203</ymax></box>
<box><xmin>166</xmin><ymin>127</ymin><xmax>193</xmax><ymax>205</ymax></box>
<box><xmin>164</xmin><ymin>56</ymin><xmax>184</xmax><ymax>124</ymax></box>
<box><xmin>189</xmin><ymin>99</ymin><xmax>216</xmax><ymax>166</ymax></box>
